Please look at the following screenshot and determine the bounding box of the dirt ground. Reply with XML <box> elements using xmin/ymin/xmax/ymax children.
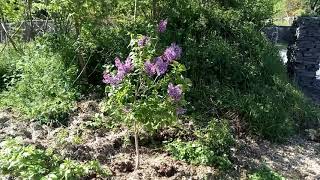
<box><xmin>0</xmin><ymin>101</ymin><xmax>320</xmax><ymax>179</ymax></box>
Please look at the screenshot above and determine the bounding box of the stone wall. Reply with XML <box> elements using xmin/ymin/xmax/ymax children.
<box><xmin>287</xmin><ymin>17</ymin><xmax>320</xmax><ymax>102</ymax></box>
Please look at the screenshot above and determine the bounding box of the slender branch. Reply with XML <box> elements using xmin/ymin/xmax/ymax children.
<box><xmin>72</xmin><ymin>52</ymin><xmax>93</xmax><ymax>85</ymax></box>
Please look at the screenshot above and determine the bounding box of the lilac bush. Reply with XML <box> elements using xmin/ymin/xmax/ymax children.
<box><xmin>102</xmin><ymin>19</ymin><xmax>191</xmax><ymax>169</ymax></box>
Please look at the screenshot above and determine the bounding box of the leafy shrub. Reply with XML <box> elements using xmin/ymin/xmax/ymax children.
<box><xmin>249</xmin><ymin>166</ymin><xmax>285</xmax><ymax>180</ymax></box>
<box><xmin>0</xmin><ymin>46</ymin><xmax>77</xmax><ymax>123</ymax></box>
<box><xmin>0</xmin><ymin>138</ymin><xmax>110</xmax><ymax>179</ymax></box>
<box><xmin>155</xmin><ymin>1</ymin><xmax>319</xmax><ymax>141</ymax></box>
<box><xmin>167</xmin><ymin>119</ymin><xmax>233</xmax><ymax>169</ymax></box>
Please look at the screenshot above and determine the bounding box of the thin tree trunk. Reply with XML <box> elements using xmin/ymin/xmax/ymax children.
<box><xmin>134</xmin><ymin>120</ymin><xmax>140</xmax><ymax>169</ymax></box>
<box><xmin>152</xmin><ymin>0</ymin><xmax>158</xmax><ymax>20</ymax></box>
<box><xmin>75</xmin><ymin>20</ymin><xmax>88</xmax><ymax>83</ymax></box>
<box><xmin>27</xmin><ymin>0</ymin><xmax>34</xmax><ymax>41</ymax></box>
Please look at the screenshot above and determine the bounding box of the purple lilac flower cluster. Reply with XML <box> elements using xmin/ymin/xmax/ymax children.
<box><xmin>163</xmin><ymin>43</ymin><xmax>182</xmax><ymax>63</ymax></box>
<box><xmin>138</xmin><ymin>36</ymin><xmax>150</xmax><ymax>47</ymax></box>
<box><xmin>144</xmin><ymin>43</ymin><xmax>182</xmax><ymax>76</ymax></box>
<box><xmin>168</xmin><ymin>83</ymin><xmax>186</xmax><ymax>115</ymax></box>
<box><xmin>167</xmin><ymin>83</ymin><xmax>182</xmax><ymax>102</ymax></box>
<box><xmin>103</xmin><ymin>57</ymin><xmax>133</xmax><ymax>86</ymax></box>
<box><xmin>158</xmin><ymin>19</ymin><xmax>168</xmax><ymax>33</ymax></box>
<box><xmin>176</xmin><ymin>107</ymin><xmax>187</xmax><ymax>115</ymax></box>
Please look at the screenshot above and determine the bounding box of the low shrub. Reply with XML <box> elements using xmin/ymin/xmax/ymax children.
<box><xmin>167</xmin><ymin>119</ymin><xmax>234</xmax><ymax>169</ymax></box>
<box><xmin>0</xmin><ymin>45</ymin><xmax>77</xmax><ymax>123</ymax></box>
<box><xmin>249</xmin><ymin>165</ymin><xmax>285</xmax><ymax>180</ymax></box>
<box><xmin>0</xmin><ymin>138</ymin><xmax>110</xmax><ymax>179</ymax></box>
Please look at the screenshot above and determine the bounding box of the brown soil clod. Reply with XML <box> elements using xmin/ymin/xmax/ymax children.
<box><xmin>112</xmin><ymin>161</ymin><xmax>135</xmax><ymax>173</ymax></box>
<box><xmin>154</xmin><ymin>163</ymin><xmax>176</xmax><ymax>177</ymax></box>
<box><xmin>113</xmin><ymin>137</ymin><xmax>123</xmax><ymax>150</ymax></box>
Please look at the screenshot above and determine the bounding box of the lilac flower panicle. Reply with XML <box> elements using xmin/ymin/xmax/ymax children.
<box><xmin>176</xmin><ymin>107</ymin><xmax>187</xmax><ymax>115</ymax></box>
<box><xmin>103</xmin><ymin>57</ymin><xmax>133</xmax><ymax>86</ymax></box>
<box><xmin>103</xmin><ymin>73</ymin><xmax>112</xmax><ymax>84</ymax></box>
<box><xmin>158</xmin><ymin>19</ymin><xmax>168</xmax><ymax>33</ymax></box>
<box><xmin>163</xmin><ymin>43</ymin><xmax>182</xmax><ymax>62</ymax></box>
<box><xmin>116</xmin><ymin>69</ymin><xmax>125</xmax><ymax>79</ymax></box>
<box><xmin>114</xmin><ymin>57</ymin><xmax>133</xmax><ymax>74</ymax></box>
<box><xmin>167</xmin><ymin>83</ymin><xmax>183</xmax><ymax>102</ymax></box>
<box><xmin>103</xmin><ymin>73</ymin><xmax>123</xmax><ymax>86</ymax></box>
<box><xmin>155</xmin><ymin>57</ymin><xmax>168</xmax><ymax>76</ymax></box>
<box><xmin>115</xmin><ymin>57</ymin><xmax>122</xmax><ymax>69</ymax></box>
<box><xmin>123</xmin><ymin>57</ymin><xmax>133</xmax><ymax>73</ymax></box>
<box><xmin>144</xmin><ymin>60</ymin><xmax>156</xmax><ymax>76</ymax></box>
<box><xmin>138</xmin><ymin>36</ymin><xmax>150</xmax><ymax>47</ymax></box>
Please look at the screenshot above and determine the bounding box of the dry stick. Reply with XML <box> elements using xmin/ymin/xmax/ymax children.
<box><xmin>0</xmin><ymin>23</ymin><xmax>24</xmax><ymax>55</ymax></box>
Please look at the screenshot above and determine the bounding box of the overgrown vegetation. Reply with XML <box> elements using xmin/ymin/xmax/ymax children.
<box><xmin>167</xmin><ymin>119</ymin><xmax>233</xmax><ymax>169</ymax></box>
<box><xmin>0</xmin><ymin>138</ymin><xmax>110</xmax><ymax>179</ymax></box>
<box><xmin>0</xmin><ymin>45</ymin><xmax>77</xmax><ymax>123</ymax></box>
<box><xmin>0</xmin><ymin>0</ymin><xmax>319</xmax><ymax>178</ymax></box>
